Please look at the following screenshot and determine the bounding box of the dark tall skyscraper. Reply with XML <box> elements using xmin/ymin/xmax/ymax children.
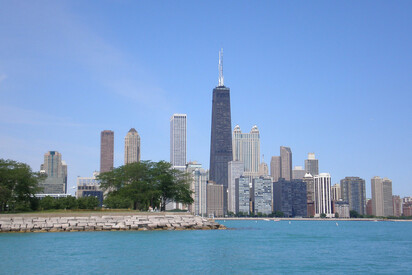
<box><xmin>100</xmin><ymin>130</ymin><xmax>114</xmax><ymax>173</ymax></box>
<box><xmin>209</xmin><ymin>49</ymin><xmax>232</xmax><ymax>213</ymax></box>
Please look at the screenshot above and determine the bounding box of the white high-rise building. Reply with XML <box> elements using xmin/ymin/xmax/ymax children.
<box><xmin>170</xmin><ymin>114</ymin><xmax>187</xmax><ymax>171</ymax></box>
<box><xmin>314</xmin><ymin>173</ymin><xmax>333</xmax><ymax>218</ymax></box>
<box><xmin>228</xmin><ymin>161</ymin><xmax>244</xmax><ymax>214</ymax></box>
<box><xmin>124</xmin><ymin>128</ymin><xmax>141</xmax><ymax>164</ymax></box>
<box><xmin>232</xmin><ymin>125</ymin><xmax>260</xmax><ymax>178</ymax></box>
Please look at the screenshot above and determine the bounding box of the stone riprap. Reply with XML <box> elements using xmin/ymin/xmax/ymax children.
<box><xmin>0</xmin><ymin>215</ymin><xmax>225</xmax><ymax>233</ymax></box>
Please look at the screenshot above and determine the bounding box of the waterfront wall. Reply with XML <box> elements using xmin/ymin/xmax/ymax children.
<box><xmin>0</xmin><ymin>214</ymin><xmax>225</xmax><ymax>233</ymax></box>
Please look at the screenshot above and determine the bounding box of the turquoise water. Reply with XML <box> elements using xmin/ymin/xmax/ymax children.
<box><xmin>1</xmin><ymin>220</ymin><xmax>411</xmax><ymax>274</ymax></box>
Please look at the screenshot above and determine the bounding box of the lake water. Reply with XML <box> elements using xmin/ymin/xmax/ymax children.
<box><xmin>0</xmin><ymin>220</ymin><xmax>411</xmax><ymax>274</ymax></box>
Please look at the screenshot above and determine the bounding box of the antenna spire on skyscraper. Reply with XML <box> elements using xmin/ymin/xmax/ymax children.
<box><xmin>218</xmin><ymin>48</ymin><xmax>224</xmax><ymax>86</ymax></box>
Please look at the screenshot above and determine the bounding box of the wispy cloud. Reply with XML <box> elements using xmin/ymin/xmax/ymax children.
<box><xmin>0</xmin><ymin>74</ymin><xmax>6</xmax><ymax>84</ymax></box>
<box><xmin>0</xmin><ymin>105</ymin><xmax>87</xmax><ymax>127</ymax></box>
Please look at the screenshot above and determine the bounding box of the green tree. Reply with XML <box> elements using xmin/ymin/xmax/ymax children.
<box><xmin>335</xmin><ymin>212</ymin><xmax>340</xmax><ymax>218</ymax></box>
<box><xmin>0</xmin><ymin>159</ymin><xmax>44</xmax><ymax>212</ymax></box>
<box><xmin>350</xmin><ymin>210</ymin><xmax>361</xmax><ymax>218</ymax></box>
<box><xmin>59</xmin><ymin>196</ymin><xmax>78</xmax><ymax>210</ymax></box>
<box><xmin>39</xmin><ymin>196</ymin><xmax>56</xmax><ymax>210</ymax></box>
<box><xmin>103</xmin><ymin>192</ymin><xmax>133</xmax><ymax>209</ymax></box>
<box><xmin>274</xmin><ymin>211</ymin><xmax>284</xmax><ymax>218</ymax></box>
<box><xmin>320</xmin><ymin>213</ymin><xmax>327</xmax><ymax>218</ymax></box>
<box><xmin>98</xmin><ymin>161</ymin><xmax>193</xmax><ymax>211</ymax></box>
<box><xmin>77</xmin><ymin>196</ymin><xmax>99</xmax><ymax>209</ymax></box>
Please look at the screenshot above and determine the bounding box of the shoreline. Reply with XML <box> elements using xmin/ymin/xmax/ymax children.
<box><xmin>216</xmin><ymin>217</ymin><xmax>412</xmax><ymax>222</ymax></box>
<box><xmin>0</xmin><ymin>213</ymin><xmax>226</xmax><ymax>233</ymax></box>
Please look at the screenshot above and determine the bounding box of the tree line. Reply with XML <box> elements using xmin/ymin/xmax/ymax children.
<box><xmin>0</xmin><ymin>158</ymin><xmax>193</xmax><ymax>212</ymax></box>
<box><xmin>98</xmin><ymin>160</ymin><xmax>193</xmax><ymax>211</ymax></box>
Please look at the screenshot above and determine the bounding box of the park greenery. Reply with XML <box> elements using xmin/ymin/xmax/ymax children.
<box><xmin>0</xmin><ymin>159</ymin><xmax>100</xmax><ymax>212</ymax></box>
<box><xmin>98</xmin><ymin>161</ymin><xmax>193</xmax><ymax>211</ymax></box>
<box><xmin>0</xmin><ymin>159</ymin><xmax>44</xmax><ymax>212</ymax></box>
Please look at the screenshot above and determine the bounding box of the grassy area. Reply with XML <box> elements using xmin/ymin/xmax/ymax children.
<box><xmin>0</xmin><ymin>209</ymin><xmax>191</xmax><ymax>217</ymax></box>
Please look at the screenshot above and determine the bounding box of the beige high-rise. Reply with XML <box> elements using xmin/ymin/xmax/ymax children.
<box><xmin>232</xmin><ymin>125</ymin><xmax>260</xmax><ymax>177</ymax></box>
<box><xmin>124</xmin><ymin>128</ymin><xmax>141</xmax><ymax>164</ymax></box>
<box><xmin>371</xmin><ymin>176</ymin><xmax>394</xmax><ymax>217</ymax></box>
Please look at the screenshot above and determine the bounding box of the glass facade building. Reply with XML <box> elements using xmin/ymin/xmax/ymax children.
<box><xmin>253</xmin><ymin>177</ymin><xmax>273</xmax><ymax>215</ymax></box>
<box><xmin>235</xmin><ymin>176</ymin><xmax>250</xmax><ymax>215</ymax></box>
<box><xmin>273</xmin><ymin>178</ymin><xmax>307</xmax><ymax>217</ymax></box>
<box><xmin>340</xmin><ymin>176</ymin><xmax>366</xmax><ymax>215</ymax></box>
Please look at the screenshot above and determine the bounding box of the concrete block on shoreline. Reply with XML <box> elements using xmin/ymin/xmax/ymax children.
<box><xmin>0</xmin><ymin>214</ymin><xmax>225</xmax><ymax>233</ymax></box>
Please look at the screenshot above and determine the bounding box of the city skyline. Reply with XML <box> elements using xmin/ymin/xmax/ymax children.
<box><xmin>1</xmin><ymin>2</ymin><xmax>412</xmax><ymax>198</ymax></box>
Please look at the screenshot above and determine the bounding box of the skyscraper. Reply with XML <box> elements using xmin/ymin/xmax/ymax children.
<box><xmin>232</xmin><ymin>125</ymin><xmax>260</xmax><ymax>177</ymax></box>
<box><xmin>209</xmin><ymin>49</ymin><xmax>233</xmax><ymax>213</ymax></box>
<box><xmin>340</xmin><ymin>176</ymin><xmax>366</xmax><ymax>215</ymax></box>
<box><xmin>331</xmin><ymin>183</ymin><xmax>341</xmax><ymax>201</ymax></box>
<box><xmin>371</xmin><ymin>176</ymin><xmax>394</xmax><ymax>217</ymax></box>
<box><xmin>280</xmin><ymin>146</ymin><xmax>292</xmax><ymax>181</ymax></box>
<box><xmin>207</xmin><ymin>182</ymin><xmax>224</xmax><ymax>218</ymax></box>
<box><xmin>314</xmin><ymin>173</ymin><xmax>333</xmax><ymax>218</ymax></box>
<box><xmin>392</xmin><ymin>195</ymin><xmax>402</xmax><ymax>217</ymax></box>
<box><xmin>305</xmin><ymin>153</ymin><xmax>319</xmax><ymax>176</ymax></box>
<box><xmin>235</xmin><ymin>176</ymin><xmax>250</xmax><ymax>215</ymax></box>
<box><xmin>170</xmin><ymin>114</ymin><xmax>187</xmax><ymax>171</ymax></box>
<box><xmin>228</xmin><ymin>161</ymin><xmax>244</xmax><ymax>214</ymax></box>
<box><xmin>253</xmin><ymin>176</ymin><xmax>273</xmax><ymax>215</ymax></box>
<box><xmin>124</xmin><ymin>128</ymin><xmax>141</xmax><ymax>164</ymax></box>
<box><xmin>100</xmin><ymin>130</ymin><xmax>114</xmax><ymax>173</ymax></box>
<box><xmin>273</xmin><ymin>179</ymin><xmax>307</xmax><ymax>217</ymax></box>
<box><xmin>39</xmin><ymin>151</ymin><xmax>67</xmax><ymax>194</ymax></box>
<box><xmin>186</xmin><ymin>162</ymin><xmax>208</xmax><ymax>216</ymax></box>
<box><xmin>270</xmin><ymin>156</ymin><xmax>281</xmax><ymax>182</ymax></box>
<box><xmin>292</xmin><ymin>166</ymin><xmax>305</xmax><ymax>180</ymax></box>
<box><xmin>303</xmin><ymin>173</ymin><xmax>315</xmax><ymax>217</ymax></box>
<box><xmin>258</xmin><ymin>162</ymin><xmax>269</xmax><ymax>177</ymax></box>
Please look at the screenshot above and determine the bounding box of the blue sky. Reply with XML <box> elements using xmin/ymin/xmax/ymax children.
<box><xmin>0</xmin><ymin>1</ymin><xmax>411</xmax><ymax>197</ymax></box>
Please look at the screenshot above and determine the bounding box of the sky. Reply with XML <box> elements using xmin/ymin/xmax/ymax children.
<box><xmin>0</xmin><ymin>1</ymin><xmax>411</xmax><ymax>197</ymax></box>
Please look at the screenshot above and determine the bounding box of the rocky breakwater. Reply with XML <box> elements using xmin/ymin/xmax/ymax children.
<box><xmin>0</xmin><ymin>214</ymin><xmax>226</xmax><ymax>233</ymax></box>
